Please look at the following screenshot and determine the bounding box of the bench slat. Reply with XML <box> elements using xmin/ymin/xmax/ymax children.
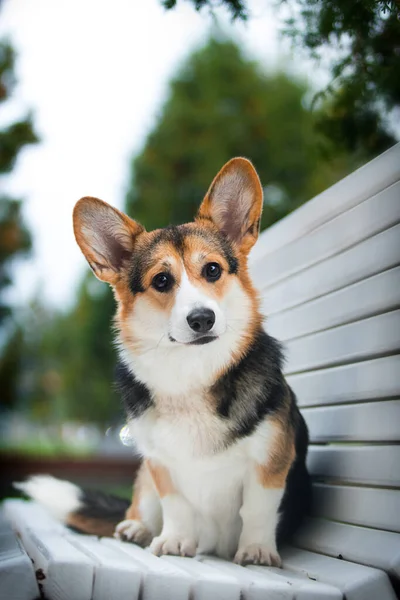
<box><xmin>288</xmin><ymin>355</ymin><xmax>400</xmax><ymax>408</ymax></box>
<box><xmin>103</xmin><ymin>539</ymin><xmax>193</xmax><ymax>600</ymax></box>
<box><xmin>250</xmin><ymin>143</ymin><xmax>400</xmax><ymax>261</ymax></box>
<box><xmin>312</xmin><ymin>484</ymin><xmax>400</xmax><ymax>533</ymax></box>
<box><xmin>198</xmin><ymin>556</ymin><xmax>298</xmax><ymax>600</ymax></box>
<box><xmin>308</xmin><ymin>445</ymin><xmax>400</xmax><ymax>487</ymax></box>
<box><xmin>163</xmin><ymin>555</ymin><xmax>241</xmax><ymax>600</ymax></box>
<box><xmin>285</xmin><ymin>309</ymin><xmax>400</xmax><ymax>374</ymax></box>
<box><xmin>293</xmin><ymin>518</ymin><xmax>400</xmax><ymax>577</ymax></box>
<box><xmin>302</xmin><ymin>400</ymin><xmax>400</xmax><ymax>443</ymax></box>
<box><xmin>281</xmin><ymin>547</ymin><xmax>397</xmax><ymax>600</ymax></box>
<box><xmin>0</xmin><ymin>515</ymin><xmax>39</xmax><ymax>600</ymax></box>
<box><xmin>67</xmin><ymin>533</ymin><xmax>142</xmax><ymax>600</ymax></box>
<box><xmin>267</xmin><ymin>266</ymin><xmax>400</xmax><ymax>341</ymax></box>
<box><xmin>259</xmin><ymin>223</ymin><xmax>400</xmax><ymax>316</ymax></box>
<box><xmin>251</xmin><ymin>179</ymin><xmax>400</xmax><ymax>289</ymax></box>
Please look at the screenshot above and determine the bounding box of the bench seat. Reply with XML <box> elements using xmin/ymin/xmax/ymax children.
<box><xmin>2</xmin><ymin>143</ymin><xmax>400</xmax><ymax>599</ymax></box>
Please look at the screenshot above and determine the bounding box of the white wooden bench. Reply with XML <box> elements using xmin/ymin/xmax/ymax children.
<box><xmin>2</xmin><ymin>143</ymin><xmax>400</xmax><ymax>600</ymax></box>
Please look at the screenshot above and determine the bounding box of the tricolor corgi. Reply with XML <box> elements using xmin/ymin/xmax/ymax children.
<box><xmin>19</xmin><ymin>158</ymin><xmax>311</xmax><ymax>566</ymax></box>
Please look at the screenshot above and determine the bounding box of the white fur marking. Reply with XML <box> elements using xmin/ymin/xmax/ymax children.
<box><xmin>15</xmin><ymin>475</ymin><xmax>82</xmax><ymax>522</ymax></box>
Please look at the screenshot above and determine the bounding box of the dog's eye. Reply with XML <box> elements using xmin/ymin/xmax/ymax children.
<box><xmin>203</xmin><ymin>262</ymin><xmax>221</xmax><ymax>282</ymax></box>
<box><xmin>152</xmin><ymin>272</ymin><xmax>173</xmax><ymax>292</ymax></box>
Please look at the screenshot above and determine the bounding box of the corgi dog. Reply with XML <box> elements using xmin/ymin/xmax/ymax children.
<box><xmin>19</xmin><ymin>158</ymin><xmax>311</xmax><ymax>566</ymax></box>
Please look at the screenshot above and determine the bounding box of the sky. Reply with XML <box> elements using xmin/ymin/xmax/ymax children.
<box><xmin>0</xmin><ymin>0</ymin><xmax>318</xmax><ymax>310</ymax></box>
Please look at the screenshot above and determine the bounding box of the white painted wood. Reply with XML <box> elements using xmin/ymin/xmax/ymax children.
<box><xmin>281</xmin><ymin>547</ymin><xmax>397</xmax><ymax>600</ymax></box>
<box><xmin>163</xmin><ymin>555</ymin><xmax>241</xmax><ymax>600</ymax></box>
<box><xmin>307</xmin><ymin>445</ymin><xmax>400</xmax><ymax>487</ymax></box>
<box><xmin>67</xmin><ymin>533</ymin><xmax>142</xmax><ymax>600</ymax></box>
<box><xmin>3</xmin><ymin>498</ymin><xmax>67</xmax><ymax>533</ymax></box>
<box><xmin>294</xmin><ymin>518</ymin><xmax>400</xmax><ymax>577</ymax></box>
<box><xmin>103</xmin><ymin>538</ymin><xmax>192</xmax><ymax>600</ymax></box>
<box><xmin>14</xmin><ymin>527</ymin><xmax>94</xmax><ymax>600</ymax></box>
<box><xmin>312</xmin><ymin>484</ymin><xmax>400</xmax><ymax>533</ymax></box>
<box><xmin>287</xmin><ymin>355</ymin><xmax>400</xmax><ymax>407</ymax></box>
<box><xmin>302</xmin><ymin>400</ymin><xmax>400</xmax><ymax>442</ymax></box>
<box><xmin>250</xmin><ymin>142</ymin><xmax>400</xmax><ymax>261</ymax></box>
<box><xmin>251</xmin><ymin>179</ymin><xmax>400</xmax><ymax>289</ymax></box>
<box><xmin>198</xmin><ymin>556</ymin><xmax>297</xmax><ymax>600</ymax></box>
<box><xmin>259</xmin><ymin>222</ymin><xmax>400</xmax><ymax>316</ymax></box>
<box><xmin>0</xmin><ymin>517</ymin><xmax>39</xmax><ymax>600</ymax></box>
<box><xmin>285</xmin><ymin>309</ymin><xmax>400</xmax><ymax>374</ymax></box>
<box><xmin>266</xmin><ymin>267</ymin><xmax>400</xmax><ymax>341</ymax></box>
<box><xmin>248</xmin><ymin>563</ymin><xmax>342</xmax><ymax>599</ymax></box>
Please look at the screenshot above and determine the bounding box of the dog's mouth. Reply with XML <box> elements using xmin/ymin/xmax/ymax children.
<box><xmin>168</xmin><ymin>334</ymin><xmax>218</xmax><ymax>346</ymax></box>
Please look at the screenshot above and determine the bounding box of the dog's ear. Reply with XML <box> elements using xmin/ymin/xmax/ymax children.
<box><xmin>73</xmin><ymin>197</ymin><xmax>144</xmax><ymax>285</ymax></box>
<box><xmin>197</xmin><ymin>158</ymin><xmax>263</xmax><ymax>254</ymax></box>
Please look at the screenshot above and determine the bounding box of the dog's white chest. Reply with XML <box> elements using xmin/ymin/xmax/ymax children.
<box><xmin>128</xmin><ymin>394</ymin><xmax>231</xmax><ymax>460</ymax></box>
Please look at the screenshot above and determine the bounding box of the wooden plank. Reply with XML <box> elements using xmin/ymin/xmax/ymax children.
<box><xmin>3</xmin><ymin>498</ymin><xmax>67</xmax><ymax>533</ymax></box>
<box><xmin>16</xmin><ymin>527</ymin><xmax>94</xmax><ymax>600</ymax></box>
<box><xmin>103</xmin><ymin>538</ymin><xmax>193</xmax><ymax>600</ymax></box>
<box><xmin>312</xmin><ymin>484</ymin><xmax>400</xmax><ymax>533</ymax></box>
<box><xmin>267</xmin><ymin>267</ymin><xmax>400</xmax><ymax>341</ymax></box>
<box><xmin>281</xmin><ymin>547</ymin><xmax>397</xmax><ymax>600</ymax></box>
<box><xmin>198</xmin><ymin>556</ymin><xmax>298</xmax><ymax>600</ymax></box>
<box><xmin>302</xmin><ymin>400</ymin><xmax>400</xmax><ymax>443</ymax></box>
<box><xmin>247</xmin><ymin>562</ymin><xmax>342</xmax><ymax>599</ymax></box>
<box><xmin>163</xmin><ymin>555</ymin><xmax>241</xmax><ymax>600</ymax></box>
<box><xmin>293</xmin><ymin>518</ymin><xmax>400</xmax><ymax>578</ymax></box>
<box><xmin>285</xmin><ymin>310</ymin><xmax>400</xmax><ymax>374</ymax></box>
<box><xmin>307</xmin><ymin>445</ymin><xmax>400</xmax><ymax>487</ymax></box>
<box><xmin>0</xmin><ymin>516</ymin><xmax>39</xmax><ymax>600</ymax></box>
<box><xmin>258</xmin><ymin>223</ymin><xmax>400</xmax><ymax>316</ymax></box>
<box><xmin>251</xmin><ymin>143</ymin><xmax>400</xmax><ymax>261</ymax></box>
<box><xmin>251</xmin><ymin>179</ymin><xmax>400</xmax><ymax>289</ymax></box>
<box><xmin>67</xmin><ymin>533</ymin><xmax>142</xmax><ymax>600</ymax></box>
<box><xmin>287</xmin><ymin>355</ymin><xmax>400</xmax><ymax>408</ymax></box>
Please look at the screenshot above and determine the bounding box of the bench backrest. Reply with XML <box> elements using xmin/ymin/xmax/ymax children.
<box><xmin>249</xmin><ymin>143</ymin><xmax>400</xmax><ymax>573</ymax></box>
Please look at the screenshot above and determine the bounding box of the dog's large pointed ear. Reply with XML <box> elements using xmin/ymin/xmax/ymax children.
<box><xmin>197</xmin><ymin>158</ymin><xmax>263</xmax><ymax>254</ymax></box>
<box><xmin>73</xmin><ymin>197</ymin><xmax>144</xmax><ymax>285</ymax></box>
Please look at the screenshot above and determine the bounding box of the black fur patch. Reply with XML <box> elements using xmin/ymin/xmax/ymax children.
<box><xmin>277</xmin><ymin>406</ymin><xmax>312</xmax><ymax>543</ymax></box>
<box><xmin>129</xmin><ymin>223</ymin><xmax>238</xmax><ymax>294</ymax></box>
<box><xmin>76</xmin><ymin>488</ymin><xmax>130</xmax><ymax>523</ymax></box>
<box><xmin>115</xmin><ymin>361</ymin><xmax>154</xmax><ymax>418</ymax></box>
<box><xmin>213</xmin><ymin>329</ymin><xmax>286</xmax><ymax>439</ymax></box>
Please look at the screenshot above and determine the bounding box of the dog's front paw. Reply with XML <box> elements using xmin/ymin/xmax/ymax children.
<box><xmin>150</xmin><ymin>534</ymin><xmax>197</xmax><ymax>557</ymax></box>
<box><xmin>114</xmin><ymin>519</ymin><xmax>153</xmax><ymax>547</ymax></box>
<box><xmin>234</xmin><ymin>543</ymin><xmax>282</xmax><ymax>567</ymax></box>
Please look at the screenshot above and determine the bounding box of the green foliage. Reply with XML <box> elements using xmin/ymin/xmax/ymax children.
<box><xmin>0</xmin><ymin>41</ymin><xmax>38</xmax><ymax>330</ymax></box>
<box><xmin>162</xmin><ymin>0</ymin><xmax>399</xmax><ymax>156</ymax></box>
<box><xmin>282</xmin><ymin>0</ymin><xmax>399</xmax><ymax>155</ymax></box>
<box><xmin>161</xmin><ymin>0</ymin><xmax>247</xmax><ymax>20</ymax></box>
<box><xmin>126</xmin><ymin>37</ymin><xmax>349</xmax><ymax>232</ymax></box>
<box><xmin>0</xmin><ymin>38</ymin><xmax>38</xmax><ymax>413</ymax></box>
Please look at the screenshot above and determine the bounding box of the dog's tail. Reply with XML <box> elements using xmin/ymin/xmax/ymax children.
<box><xmin>15</xmin><ymin>475</ymin><xmax>130</xmax><ymax>537</ymax></box>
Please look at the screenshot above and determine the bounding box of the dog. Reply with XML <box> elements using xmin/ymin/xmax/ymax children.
<box><xmin>18</xmin><ymin>158</ymin><xmax>311</xmax><ymax>566</ymax></box>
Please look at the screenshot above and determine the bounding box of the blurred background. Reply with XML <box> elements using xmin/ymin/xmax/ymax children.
<box><xmin>0</xmin><ymin>0</ymin><xmax>399</xmax><ymax>498</ymax></box>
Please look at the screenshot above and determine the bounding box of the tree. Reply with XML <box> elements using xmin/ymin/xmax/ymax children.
<box><xmin>0</xmin><ymin>39</ymin><xmax>38</xmax><ymax>411</ymax></box>
<box><xmin>126</xmin><ymin>37</ymin><xmax>350</xmax><ymax>232</ymax></box>
<box><xmin>161</xmin><ymin>0</ymin><xmax>399</xmax><ymax>157</ymax></box>
<box><xmin>0</xmin><ymin>40</ymin><xmax>38</xmax><ymax>328</ymax></box>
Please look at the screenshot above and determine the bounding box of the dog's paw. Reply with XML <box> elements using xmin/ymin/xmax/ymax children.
<box><xmin>234</xmin><ymin>543</ymin><xmax>282</xmax><ymax>567</ymax></box>
<box><xmin>150</xmin><ymin>534</ymin><xmax>197</xmax><ymax>557</ymax></box>
<box><xmin>114</xmin><ymin>519</ymin><xmax>152</xmax><ymax>547</ymax></box>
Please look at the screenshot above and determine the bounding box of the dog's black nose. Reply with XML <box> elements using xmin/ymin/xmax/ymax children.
<box><xmin>187</xmin><ymin>308</ymin><xmax>215</xmax><ymax>333</ymax></box>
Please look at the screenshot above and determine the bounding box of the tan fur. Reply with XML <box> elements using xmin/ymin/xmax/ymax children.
<box><xmin>67</xmin><ymin>513</ymin><xmax>116</xmax><ymax>537</ymax></box>
<box><xmin>256</xmin><ymin>409</ymin><xmax>296</xmax><ymax>489</ymax></box>
<box><xmin>147</xmin><ymin>459</ymin><xmax>176</xmax><ymax>498</ymax></box>
<box><xmin>125</xmin><ymin>461</ymin><xmax>153</xmax><ymax>520</ymax></box>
